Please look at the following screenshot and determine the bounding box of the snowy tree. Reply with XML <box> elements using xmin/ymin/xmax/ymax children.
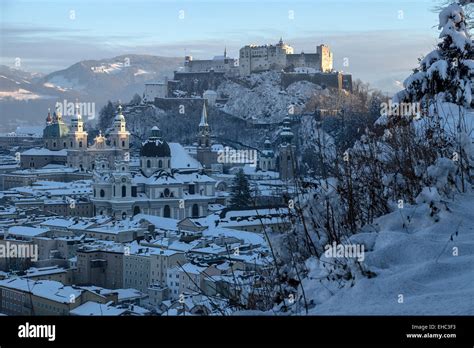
<box><xmin>229</xmin><ymin>169</ymin><xmax>253</xmax><ymax>209</ymax></box>
<box><xmin>396</xmin><ymin>2</ymin><xmax>473</xmax><ymax>108</ymax></box>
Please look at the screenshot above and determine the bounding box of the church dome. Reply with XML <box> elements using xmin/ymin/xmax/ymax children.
<box><xmin>114</xmin><ymin>105</ymin><xmax>125</xmax><ymax>122</ymax></box>
<box><xmin>43</xmin><ymin>122</ymin><xmax>69</xmax><ymax>139</ymax></box>
<box><xmin>140</xmin><ymin>126</ymin><xmax>171</xmax><ymax>157</ymax></box>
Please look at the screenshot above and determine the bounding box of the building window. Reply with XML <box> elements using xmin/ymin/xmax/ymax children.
<box><xmin>122</xmin><ymin>140</ymin><xmax>125</xmax><ymax>147</ymax></box>
<box><xmin>192</xmin><ymin>204</ymin><xmax>199</xmax><ymax>218</ymax></box>
<box><xmin>122</xmin><ymin>185</ymin><xmax>126</xmax><ymax>197</ymax></box>
<box><xmin>147</xmin><ymin>160</ymin><xmax>151</xmax><ymax>168</ymax></box>
<box><xmin>164</xmin><ymin>188</ymin><xmax>170</xmax><ymax>197</ymax></box>
<box><xmin>164</xmin><ymin>205</ymin><xmax>171</xmax><ymax>218</ymax></box>
<box><xmin>158</xmin><ymin>160</ymin><xmax>162</xmax><ymax>168</ymax></box>
<box><xmin>100</xmin><ymin>189</ymin><xmax>105</xmax><ymax>198</ymax></box>
<box><xmin>79</xmin><ymin>141</ymin><xmax>83</xmax><ymax>148</ymax></box>
<box><xmin>188</xmin><ymin>184</ymin><xmax>195</xmax><ymax>195</ymax></box>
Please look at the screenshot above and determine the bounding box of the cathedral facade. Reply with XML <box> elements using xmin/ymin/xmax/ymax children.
<box><xmin>91</xmin><ymin>125</ymin><xmax>217</xmax><ymax>220</ymax></box>
<box><xmin>67</xmin><ymin>105</ymin><xmax>130</xmax><ymax>171</ymax></box>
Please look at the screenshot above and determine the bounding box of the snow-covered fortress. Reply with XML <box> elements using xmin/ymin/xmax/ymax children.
<box><xmin>239</xmin><ymin>38</ymin><xmax>333</xmax><ymax>76</ymax></box>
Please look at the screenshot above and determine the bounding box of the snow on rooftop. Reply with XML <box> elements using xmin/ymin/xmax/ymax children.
<box><xmin>0</xmin><ymin>278</ymin><xmax>82</xmax><ymax>304</ymax></box>
<box><xmin>7</xmin><ymin>225</ymin><xmax>49</xmax><ymax>237</ymax></box>
<box><xmin>169</xmin><ymin>143</ymin><xmax>202</xmax><ymax>170</ymax></box>
<box><xmin>133</xmin><ymin>214</ymin><xmax>179</xmax><ymax>231</ymax></box>
<box><xmin>70</xmin><ymin>301</ymin><xmax>127</xmax><ymax>316</ymax></box>
<box><xmin>21</xmin><ymin>147</ymin><xmax>68</xmax><ymax>156</ymax></box>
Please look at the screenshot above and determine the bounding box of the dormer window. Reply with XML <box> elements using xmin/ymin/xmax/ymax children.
<box><xmin>164</xmin><ymin>188</ymin><xmax>170</xmax><ymax>197</ymax></box>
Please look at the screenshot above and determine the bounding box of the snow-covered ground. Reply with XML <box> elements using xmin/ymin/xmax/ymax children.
<box><xmin>303</xmin><ymin>191</ymin><xmax>474</xmax><ymax>315</ymax></box>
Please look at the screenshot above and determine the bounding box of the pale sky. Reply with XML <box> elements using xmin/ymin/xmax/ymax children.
<box><xmin>1</xmin><ymin>0</ymin><xmax>444</xmax><ymax>92</ymax></box>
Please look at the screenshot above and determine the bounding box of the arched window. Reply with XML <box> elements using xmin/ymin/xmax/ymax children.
<box><xmin>122</xmin><ymin>185</ymin><xmax>127</xmax><ymax>197</ymax></box>
<box><xmin>147</xmin><ymin>160</ymin><xmax>151</xmax><ymax>168</ymax></box>
<box><xmin>100</xmin><ymin>189</ymin><xmax>105</xmax><ymax>198</ymax></box>
<box><xmin>163</xmin><ymin>205</ymin><xmax>171</xmax><ymax>218</ymax></box>
<box><xmin>164</xmin><ymin>188</ymin><xmax>170</xmax><ymax>197</ymax></box>
<box><xmin>53</xmin><ymin>142</ymin><xmax>56</xmax><ymax>148</ymax></box>
<box><xmin>158</xmin><ymin>160</ymin><xmax>163</xmax><ymax>168</ymax></box>
<box><xmin>192</xmin><ymin>204</ymin><xmax>199</xmax><ymax>218</ymax></box>
<box><xmin>122</xmin><ymin>140</ymin><xmax>125</xmax><ymax>147</ymax></box>
<box><xmin>63</xmin><ymin>142</ymin><xmax>67</xmax><ymax>148</ymax></box>
<box><xmin>79</xmin><ymin>141</ymin><xmax>83</xmax><ymax>148</ymax></box>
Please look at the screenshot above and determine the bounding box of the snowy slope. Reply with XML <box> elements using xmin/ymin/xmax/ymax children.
<box><xmin>217</xmin><ymin>71</ymin><xmax>328</xmax><ymax>123</ymax></box>
<box><xmin>303</xmin><ymin>192</ymin><xmax>474</xmax><ymax>315</ymax></box>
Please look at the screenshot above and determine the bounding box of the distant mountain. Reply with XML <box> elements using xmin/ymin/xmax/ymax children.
<box><xmin>0</xmin><ymin>55</ymin><xmax>182</xmax><ymax>129</ymax></box>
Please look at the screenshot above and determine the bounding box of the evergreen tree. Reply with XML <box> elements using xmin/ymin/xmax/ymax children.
<box><xmin>396</xmin><ymin>2</ymin><xmax>473</xmax><ymax>108</ymax></box>
<box><xmin>229</xmin><ymin>169</ymin><xmax>253</xmax><ymax>209</ymax></box>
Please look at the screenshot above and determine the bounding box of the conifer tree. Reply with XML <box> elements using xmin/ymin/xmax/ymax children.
<box><xmin>229</xmin><ymin>169</ymin><xmax>253</xmax><ymax>209</ymax></box>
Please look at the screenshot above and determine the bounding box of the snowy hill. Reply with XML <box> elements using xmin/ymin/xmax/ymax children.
<box><xmin>303</xmin><ymin>191</ymin><xmax>474</xmax><ymax>315</ymax></box>
<box><xmin>40</xmin><ymin>54</ymin><xmax>181</xmax><ymax>101</ymax></box>
<box><xmin>0</xmin><ymin>55</ymin><xmax>181</xmax><ymax>126</ymax></box>
<box><xmin>217</xmin><ymin>71</ymin><xmax>329</xmax><ymax>123</ymax></box>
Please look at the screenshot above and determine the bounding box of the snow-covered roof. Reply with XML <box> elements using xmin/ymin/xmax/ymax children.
<box><xmin>0</xmin><ymin>278</ymin><xmax>82</xmax><ymax>304</ymax></box>
<box><xmin>70</xmin><ymin>301</ymin><xmax>127</xmax><ymax>316</ymax></box>
<box><xmin>21</xmin><ymin>147</ymin><xmax>68</xmax><ymax>156</ymax></box>
<box><xmin>7</xmin><ymin>225</ymin><xmax>49</xmax><ymax>237</ymax></box>
<box><xmin>169</xmin><ymin>143</ymin><xmax>202</xmax><ymax>170</ymax></box>
<box><xmin>133</xmin><ymin>214</ymin><xmax>179</xmax><ymax>231</ymax></box>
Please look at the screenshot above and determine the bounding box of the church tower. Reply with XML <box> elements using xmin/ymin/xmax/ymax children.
<box><xmin>108</xmin><ymin>105</ymin><xmax>130</xmax><ymax>150</ymax></box>
<box><xmin>259</xmin><ymin>137</ymin><xmax>276</xmax><ymax>171</ymax></box>
<box><xmin>197</xmin><ymin>102</ymin><xmax>210</xmax><ymax>149</ymax></box>
<box><xmin>70</xmin><ymin>102</ymin><xmax>88</xmax><ymax>150</ymax></box>
<box><xmin>278</xmin><ymin>116</ymin><xmax>296</xmax><ymax>180</ymax></box>
<box><xmin>196</xmin><ymin>102</ymin><xmax>217</xmax><ymax>170</ymax></box>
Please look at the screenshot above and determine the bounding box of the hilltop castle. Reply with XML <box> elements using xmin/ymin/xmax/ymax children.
<box><xmin>238</xmin><ymin>38</ymin><xmax>333</xmax><ymax>76</ymax></box>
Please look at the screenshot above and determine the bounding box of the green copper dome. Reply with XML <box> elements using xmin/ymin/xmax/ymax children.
<box><xmin>43</xmin><ymin>118</ymin><xmax>70</xmax><ymax>139</ymax></box>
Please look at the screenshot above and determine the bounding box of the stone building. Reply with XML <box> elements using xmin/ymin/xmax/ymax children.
<box><xmin>19</xmin><ymin>104</ymin><xmax>129</xmax><ymax>171</ymax></box>
<box><xmin>184</xmin><ymin>48</ymin><xmax>238</xmax><ymax>76</ymax></box>
<box><xmin>91</xmin><ymin>124</ymin><xmax>217</xmax><ymax>220</ymax></box>
<box><xmin>239</xmin><ymin>38</ymin><xmax>333</xmax><ymax>76</ymax></box>
<box><xmin>67</xmin><ymin>105</ymin><xmax>130</xmax><ymax>171</ymax></box>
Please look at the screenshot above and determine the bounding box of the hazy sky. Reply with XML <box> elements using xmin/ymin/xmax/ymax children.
<box><xmin>1</xmin><ymin>0</ymin><xmax>443</xmax><ymax>92</ymax></box>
